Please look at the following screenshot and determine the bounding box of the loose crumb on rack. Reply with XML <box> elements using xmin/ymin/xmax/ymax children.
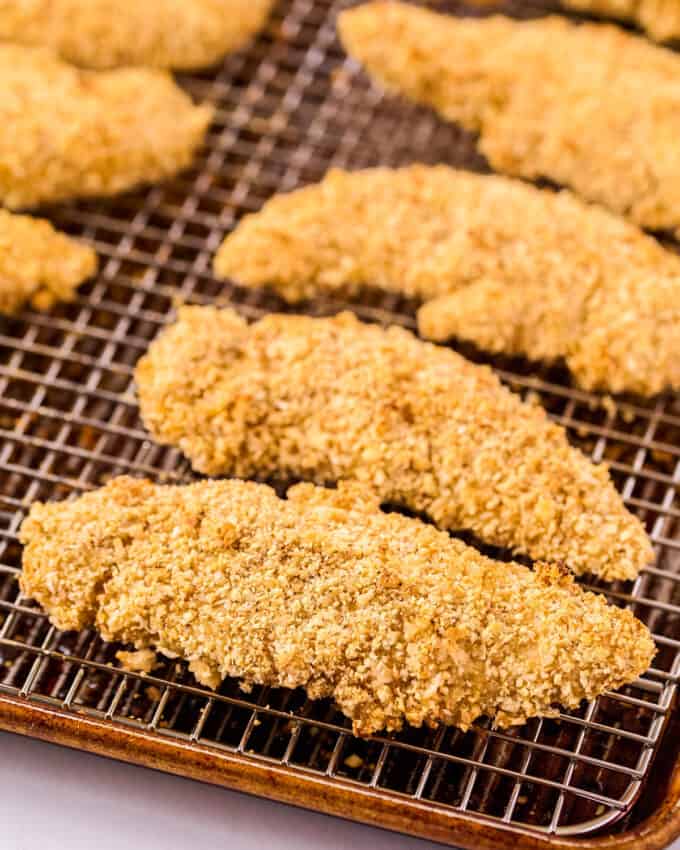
<box><xmin>116</xmin><ymin>648</ymin><xmax>158</xmax><ymax>675</ymax></box>
<box><xmin>145</xmin><ymin>685</ymin><xmax>163</xmax><ymax>701</ymax></box>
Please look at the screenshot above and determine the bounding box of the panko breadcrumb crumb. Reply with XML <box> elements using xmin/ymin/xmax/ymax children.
<box><xmin>338</xmin><ymin>3</ymin><xmax>680</xmax><ymax>235</ymax></box>
<box><xmin>116</xmin><ymin>648</ymin><xmax>158</xmax><ymax>675</ymax></box>
<box><xmin>0</xmin><ymin>44</ymin><xmax>213</xmax><ymax>209</ymax></box>
<box><xmin>135</xmin><ymin>308</ymin><xmax>652</xmax><ymax>580</ymax></box>
<box><xmin>0</xmin><ymin>0</ymin><xmax>273</xmax><ymax>70</ymax></box>
<box><xmin>0</xmin><ymin>209</ymin><xmax>97</xmax><ymax>314</ymax></box>
<box><xmin>561</xmin><ymin>0</ymin><xmax>680</xmax><ymax>42</ymax></box>
<box><xmin>214</xmin><ymin>165</ymin><xmax>680</xmax><ymax>396</ymax></box>
<box><xmin>18</xmin><ymin>476</ymin><xmax>656</xmax><ymax>736</ymax></box>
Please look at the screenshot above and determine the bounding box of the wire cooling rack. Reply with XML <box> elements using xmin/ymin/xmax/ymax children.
<box><xmin>1</xmin><ymin>1</ymin><xmax>679</xmax><ymax>847</ymax></box>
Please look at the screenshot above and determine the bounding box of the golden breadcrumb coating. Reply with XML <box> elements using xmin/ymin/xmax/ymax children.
<box><xmin>135</xmin><ymin>308</ymin><xmax>652</xmax><ymax>580</ymax></box>
<box><xmin>0</xmin><ymin>209</ymin><xmax>97</xmax><ymax>314</ymax></box>
<box><xmin>18</xmin><ymin>476</ymin><xmax>655</xmax><ymax>736</ymax></box>
<box><xmin>0</xmin><ymin>0</ymin><xmax>273</xmax><ymax>70</ymax></box>
<box><xmin>214</xmin><ymin>165</ymin><xmax>680</xmax><ymax>396</ymax></box>
<box><xmin>561</xmin><ymin>0</ymin><xmax>680</xmax><ymax>42</ymax></box>
<box><xmin>0</xmin><ymin>44</ymin><xmax>213</xmax><ymax>209</ymax></box>
<box><xmin>338</xmin><ymin>3</ymin><xmax>680</xmax><ymax>235</ymax></box>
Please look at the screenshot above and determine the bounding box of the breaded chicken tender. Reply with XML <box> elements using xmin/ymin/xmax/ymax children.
<box><xmin>338</xmin><ymin>3</ymin><xmax>680</xmax><ymax>235</ymax></box>
<box><xmin>214</xmin><ymin>166</ymin><xmax>680</xmax><ymax>396</ymax></box>
<box><xmin>0</xmin><ymin>0</ymin><xmax>273</xmax><ymax>70</ymax></box>
<box><xmin>135</xmin><ymin>308</ymin><xmax>652</xmax><ymax>580</ymax></box>
<box><xmin>19</xmin><ymin>476</ymin><xmax>655</xmax><ymax>736</ymax></box>
<box><xmin>561</xmin><ymin>0</ymin><xmax>680</xmax><ymax>42</ymax></box>
<box><xmin>0</xmin><ymin>44</ymin><xmax>213</xmax><ymax>209</ymax></box>
<box><xmin>0</xmin><ymin>209</ymin><xmax>97</xmax><ymax>314</ymax></box>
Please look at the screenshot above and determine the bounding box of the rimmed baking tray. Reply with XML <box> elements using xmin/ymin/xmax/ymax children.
<box><xmin>1</xmin><ymin>1</ymin><xmax>679</xmax><ymax>847</ymax></box>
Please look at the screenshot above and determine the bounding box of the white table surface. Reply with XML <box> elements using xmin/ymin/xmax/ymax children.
<box><xmin>1</xmin><ymin>730</ymin><xmax>437</xmax><ymax>850</ymax></box>
<box><xmin>2</xmin><ymin>729</ymin><xmax>679</xmax><ymax>850</ymax></box>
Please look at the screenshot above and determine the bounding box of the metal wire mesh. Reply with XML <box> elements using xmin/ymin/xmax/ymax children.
<box><xmin>1</xmin><ymin>0</ymin><xmax>679</xmax><ymax>840</ymax></box>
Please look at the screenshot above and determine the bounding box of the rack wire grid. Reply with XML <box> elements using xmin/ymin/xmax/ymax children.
<box><xmin>1</xmin><ymin>0</ymin><xmax>679</xmax><ymax>845</ymax></box>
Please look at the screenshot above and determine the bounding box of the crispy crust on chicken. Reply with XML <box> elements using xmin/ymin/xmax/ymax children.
<box><xmin>562</xmin><ymin>0</ymin><xmax>680</xmax><ymax>43</ymax></box>
<box><xmin>135</xmin><ymin>308</ymin><xmax>652</xmax><ymax>580</ymax></box>
<box><xmin>214</xmin><ymin>165</ymin><xmax>680</xmax><ymax>395</ymax></box>
<box><xmin>0</xmin><ymin>0</ymin><xmax>273</xmax><ymax>70</ymax></box>
<box><xmin>19</xmin><ymin>476</ymin><xmax>655</xmax><ymax>735</ymax></box>
<box><xmin>338</xmin><ymin>3</ymin><xmax>680</xmax><ymax>235</ymax></box>
<box><xmin>0</xmin><ymin>209</ymin><xmax>97</xmax><ymax>314</ymax></box>
<box><xmin>0</xmin><ymin>44</ymin><xmax>213</xmax><ymax>209</ymax></box>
